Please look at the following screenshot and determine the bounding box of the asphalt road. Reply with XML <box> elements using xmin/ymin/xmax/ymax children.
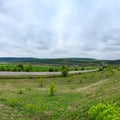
<box><xmin>0</xmin><ymin>70</ymin><xmax>97</xmax><ymax>76</ymax></box>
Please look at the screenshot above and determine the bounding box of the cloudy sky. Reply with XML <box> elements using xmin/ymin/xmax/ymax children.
<box><xmin>0</xmin><ymin>0</ymin><xmax>120</xmax><ymax>59</ymax></box>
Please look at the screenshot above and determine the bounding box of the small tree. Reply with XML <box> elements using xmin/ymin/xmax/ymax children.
<box><xmin>75</xmin><ymin>67</ymin><xmax>79</xmax><ymax>71</ymax></box>
<box><xmin>17</xmin><ymin>64</ymin><xmax>24</xmax><ymax>71</ymax></box>
<box><xmin>24</xmin><ymin>65</ymin><xmax>32</xmax><ymax>72</ymax></box>
<box><xmin>0</xmin><ymin>67</ymin><xmax>5</xmax><ymax>71</ymax></box>
<box><xmin>38</xmin><ymin>77</ymin><xmax>44</xmax><ymax>87</ymax></box>
<box><xmin>81</xmin><ymin>67</ymin><xmax>84</xmax><ymax>70</ymax></box>
<box><xmin>49</xmin><ymin>83</ymin><xmax>56</xmax><ymax>96</ymax></box>
<box><xmin>61</xmin><ymin>65</ymin><xmax>68</xmax><ymax>77</ymax></box>
<box><xmin>13</xmin><ymin>67</ymin><xmax>18</xmax><ymax>71</ymax></box>
<box><xmin>49</xmin><ymin>67</ymin><xmax>54</xmax><ymax>72</ymax></box>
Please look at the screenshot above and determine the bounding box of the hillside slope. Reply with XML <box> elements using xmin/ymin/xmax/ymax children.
<box><xmin>0</xmin><ymin>68</ymin><xmax>119</xmax><ymax>119</ymax></box>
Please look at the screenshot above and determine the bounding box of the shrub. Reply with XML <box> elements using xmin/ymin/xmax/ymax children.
<box><xmin>61</xmin><ymin>65</ymin><xmax>68</xmax><ymax>77</ymax></box>
<box><xmin>99</xmin><ymin>68</ymin><xmax>103</xmax><ymax>71</ymax></box>
<box><xmin>75</xmin><ymin>67</ymin><xmax>79</xmax><ymax>71</ymax></box>
<box><xmin>54</xmin><ymin>68</ymin><xmax>58</xmax><ymax>71</ymax></box>
<box><xmin>13</xmin><ymin>67</ymin><xmax>18</xmax><ymax>71</ymax></box>
<box><xmin>17</xmin><ymin>89</ymin><xmax>23</xmax><ymax>94</ymax></box>
<box><xmin>68</xmin><ymin>79</ymin><xmax>73</xmax><ymax>83</ymax></box>
<box><xmin>25</xmin><ymin>103</ymin><xmax>39</xmax><ymax>114</ymax></box>
<box><xmin>7</xmin><ymin>98</ymin><xmax>19</xmax><ymax>107</ymax></box>
<box><xmin>81</xmin><ymin>67</ymin><xmax>84</xmax><ymax>70</ymax></box>
<box><xmin>17</xmin><ymin>64</ymin><xmax>24</xmax><ymax>71</ymax></box>
<box><xmin>79</xmin><ymin>79</ymin><xmax>82</xmax><ymax>83</ymax></box>
<box><xmin>25</xmin><ymin>97</ymin><xmax>47</xmax><ymax>118</ymax></box>
<box><xmin>38</xmin><ymin>77</ymin><xmax>44</xmax><ymax>87</ymax></box>
<box><xmin>24</xmin><ymin>65</ymin><xmax>32</xmax><ymax>72</ymax></box>
<box><xmin>88</xmin><ymin>102</ymin><xmax>120</xmax><ymax>120</ymax></box>
<box><xmin>0</xmin><ymin>67</ymin><xmax>5</xmax><ymax>71</ymax></box>
<box><xmin>49</xmin><ymin>68</ymin><xmax>54</xmax><ymax>72</ymax></box>
<box><xmin>49</xmin><ymin>83</ymin><xmax>56</xmax><ymax>96</ymax></box>
<box><xmin>6</xmin><ymin>67</ymin><xmax>11</xmax><ymax>71</ymax></box>
<box><xmin>28</xmin><ymin>75</ymin><xmax>33</xmax><ymax>79</ymax></box>
<box><xmin>26</xmin><ymin>87</ymin><xmax>31</xmax><ymax>90</ymax></box>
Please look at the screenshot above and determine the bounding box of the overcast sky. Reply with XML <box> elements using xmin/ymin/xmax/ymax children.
<box><xmin>0</xmin><ymin>0</ymin><xmax>120</xmax><ymax>59</ymax></box>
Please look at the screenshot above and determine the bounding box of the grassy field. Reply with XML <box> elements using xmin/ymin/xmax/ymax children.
<box><xmin>0</xmin><ymin>67</ymin><xmax>120</xmax><ymax>120</ymax></box>
<box><xmin>0</xmin><ymin>63</ymin><xmax>97</xmax><ymax>72</ymax></box>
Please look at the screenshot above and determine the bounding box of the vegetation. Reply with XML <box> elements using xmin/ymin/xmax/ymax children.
<box><xmin>25</xmin><ymin>97</ymin><xmax>47</xmax><ymax>119</ymax></box>
<box><xmin>38</xmin><ymin>77</ymin><xmax>45</xmax><ymax>87</ymax></box>
<box><xmin>49</xmin><ymin>82</ymin><xmax>56</xmax><ymax>96</ymax></box>
<box><xmin>24</xmin><ymin>65</ymin><xmax>32</xmax><ymax>72</ymax></box>
<box><xmin>17</xmin><ymin>89</ymin><xmax>23</xmax><ymax>94</ymax></box>
<box><xmin>48</xmin><ymin>67</ymin><xmax>54</xmax><ymax>72</ymax></box>
<box><xmin>0</xmin><ymin>57</ymin><xmax>120</xmax><ymax>66</ymax></box>
<box><xmin>0</xmin><ymin>63</ymin><xmax>97</xmax><ymax>72</ymax></box>
<box><xmin>0</xmin><ymin>66</ymin><xmax>119</xmax><ymax>119</ymax></box>
<box><xmin>61</xmin><ymin>65</ymin><xmax>68</xmax><ymax>77</ymax></box>
<box><xmin>88</xmin><ymin>102</ymin><xmax>120</xmax><ymax>120</ymax></box>
<box><xmin>7</xmin><ymin>98</ymin><xmax>19</xmax><ymax>107</ymax></box>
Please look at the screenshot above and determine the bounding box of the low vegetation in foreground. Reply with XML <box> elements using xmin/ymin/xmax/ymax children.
<box><xmin>0</xmin><ymin>66</ymin><xmax>120</xmax><ymax>120</ymax></box>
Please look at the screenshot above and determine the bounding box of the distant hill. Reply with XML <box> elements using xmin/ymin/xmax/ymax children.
<box><xmin>0</xmin><ymin>57</ymin><xmax>39</xmax><ymax>62</ymax></box>
<box><xmin>0</xmin><ymin>57</ymin><xmax>120</xmax><ymax>66</ymax></box>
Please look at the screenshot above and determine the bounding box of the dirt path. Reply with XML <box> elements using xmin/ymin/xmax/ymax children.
<box><xmin>75</xmin><ymin>79</ymin><xmax>108</xmax><ymax>92</ymax></box>
<box><xmin>62</xmin><ymin>79</ymin><xmax>108</xmax><ymax>93</ymax></box>
<box><xmin>0</xmin><ymin>70</ymin><xmax>97</xmax><ymax>76</ymax></box>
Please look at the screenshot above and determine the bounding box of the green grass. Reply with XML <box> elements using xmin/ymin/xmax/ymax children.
<box><xmin>0</xmin><ymin>63</ymin><xmax>97</xmax><ymax>72</ymax></box>
<box><xmin>0</xmin><ymin>68</ymin><xmax>120</xmax><ymax>119</ymax></box>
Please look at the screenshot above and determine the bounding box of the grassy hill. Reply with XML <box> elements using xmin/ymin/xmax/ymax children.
<box><xmin>0</xmin><ymin>67</ymin><xmax>119</xmax><ymax>119</ymax></box>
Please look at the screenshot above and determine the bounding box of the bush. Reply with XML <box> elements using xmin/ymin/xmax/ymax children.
<box><xmin>54</xmin><ymin>68</ymin><xmax>58</xmax><ymax>71</ymax></box>
<box><xmin>88</xmin><ymin>102</ymin><xmax>120</xmax><ymax>120</ymax></box>
<box><xmin>49</xmin><ymin>83</ymin><xmax>56</xmax><ymax>96</ymax></box>
<box><xmin>13</xmin><ymin>67</ymin><xmax>18</xmax><ymax>71</ymax></box>
<box><xmin>49</xmin><ymin>68</ymin><xmax>54</xmax><ymax>72</ymax></box>
<box><xmin>17</xmin><ymin>64</ymin><xmax>24</xmax><ymax>71</ymax></box>
<box><xmin>24</xmin><ymin>65</ymin><xmax>32</xmax><ymax>72</ymax></box>
<box><xmin>17</xmin><ymin>89</ymin><xmax>23</xmax><ymax>94</ymax></box>
<box><xmin>25</xmin><ymin>97</ymin><xmax>47</xmax><ymax>118</ymax></box>
<box><xmin>0</xmin><ymin>67</ymin><xmax>5</xmax><ymax>71</ymax></box>
<box><xmin>7</xmin><ymin>98</ymin><xmax>19</xmax><ymax>107</ymax></box>
<box><xmin>99</xmin><ymin>68</ymin><xmax>103</xmax><ymax>71</ymax></box>
<box><xmin>25</xmin><ymin>103</ymin><xmax>39</xmax><ymax>114</ymax></box>
<box><xmin>38</xmin><ymin>77</ymin><xmax>44</xmax><ymax>87</ymax></box>
<box><xmin>26</xmin><ymin>87</ymin><xmax>31</xmax><ymax>90</ymax></box>
<box><xmin>75</xmin><ymin>67</ymin><xmax>79</xmax><ymax>71</ymax></box>
<box><xmin>81</xmin><ymin>67</ymin><xmax>84</xmax><ymax>70</ymax></box>
<box><xmin>28</xmin><ymin>75</ymin><xmax>33</xmax><ymax>79</ymax></box>
<box><xmin>79</xmin><ymin>79</ymin><xmax>82</xmax><ymax>83</ymax></box>
<box><xmin>61</xmin><ymin>65</ymin><xmax>68</xmax><ymax>77</ymax></box>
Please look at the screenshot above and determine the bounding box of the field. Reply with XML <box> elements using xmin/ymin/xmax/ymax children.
<box><xmin>0</xmin><ymin>67</ymin><xmax>120</xmax><ymax>120</ymax></box>
<box><xmin>0</xmin><ymin>63</ymin><xmax>97</xmax><ymax>72</ymax></box>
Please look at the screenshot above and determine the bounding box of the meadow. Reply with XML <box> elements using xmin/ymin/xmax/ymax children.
<box><xmin>0</xmin><ymin>66</ymin><xmax>120</xmax><ymax>120</ymax></box>
<box><xmin>0</xmin><ymin>63</ymin><xmax>96</xmax><ymax>72</ymax></box>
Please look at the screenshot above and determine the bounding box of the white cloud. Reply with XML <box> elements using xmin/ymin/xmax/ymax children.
<box><xmin>0</xmin><ymin>0</ymin><xmax>120</xmax><ymax>59</ymax></box>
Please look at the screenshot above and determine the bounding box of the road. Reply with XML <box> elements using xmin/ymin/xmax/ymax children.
<box><xmin>0</xmin><ymin>70</ymin><xmax>97</xmax><ymax>76</ymax></box>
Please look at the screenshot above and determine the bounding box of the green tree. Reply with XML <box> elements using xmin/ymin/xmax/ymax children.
<box><xmin>38</xmin><ymin>77</ymin><xmax>44</xmax><ymax>87</ymax></box>
<box><xmin>61</xmin><ymin>65</ymin><xmax>68</xmax><ymax>77</ymax></box>
<box><xmin>49</xmin><ymin>83</ymin><xmax>56</xmax><ymax>96</ymax></box>
<box><xmin>24</xmin><ymin>65</ymin><xmax>32</xmax><ymax>72</ymax></box>
<box><xmin>17</xmin><ymin>64</ymin><xmax>24</xmax><ymax>71</ymax></box>
<box><xmin>49</xmin><ymin>67</ymin><xmax>54</xmax><ymax>72</ymax></box>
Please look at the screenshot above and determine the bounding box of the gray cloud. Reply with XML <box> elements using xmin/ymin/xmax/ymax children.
<box><xmin>0</xmin><ymin>0</ymin><xmax>120</xmax><ymax>59</ymax></box>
